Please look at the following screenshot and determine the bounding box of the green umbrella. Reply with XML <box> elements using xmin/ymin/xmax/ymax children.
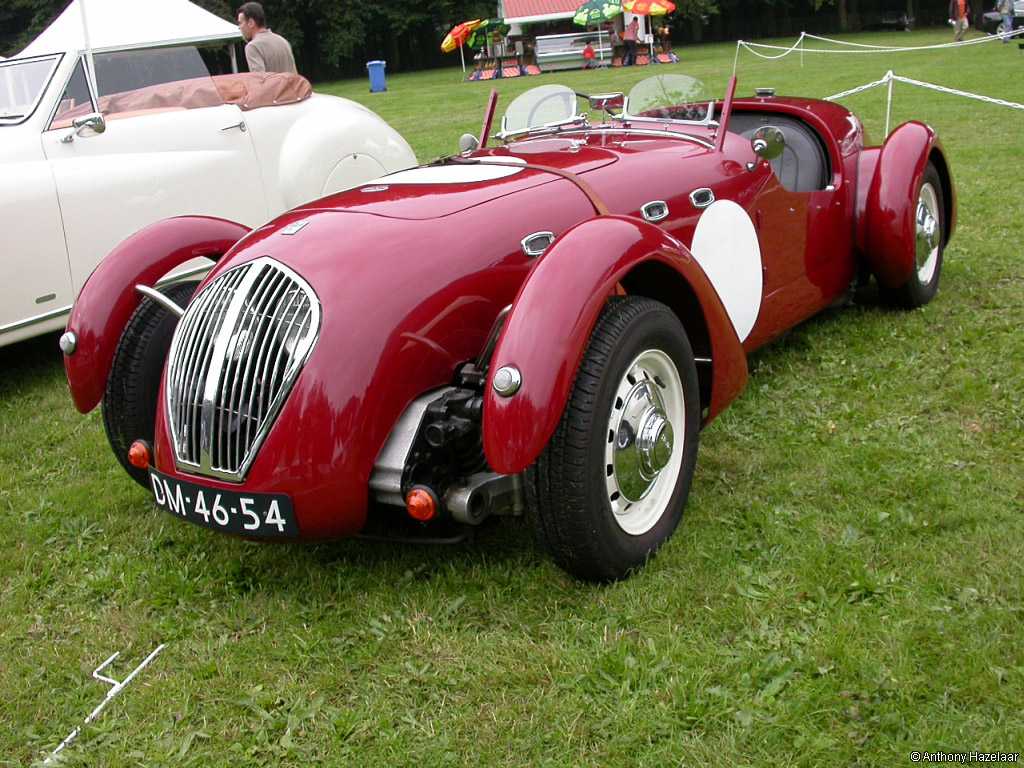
<box><xmin>573</xmin><ymin>0</ymin><xmax>622</xmax><ymax>26</ymax></box>
<box><xmin>467</xmin><ymin>19</ymin><xmax>511</xmax><ymax>49</ymax></box>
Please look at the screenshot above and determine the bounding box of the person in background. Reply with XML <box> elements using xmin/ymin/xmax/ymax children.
<box><xmin>605</xmin><ymin>22</ymin><xmax>622</xmax><ymax>64</ymax></box>
<box><xmin>582</xmin><ymin>41</ymin><xmax>597</xmax><ymax>68</ymax></box>
<box><xmin>236</xmin><ymin>2</ymin><xmax>297</xmax><ymax>74</ymax></box>
<box><xmin>948</xmin><ymin>0</ymin><xmax>971</xmax><ymax>41</ymax></box>
<box><xmin>623</xmin><ymin>17</ymin><xmax>639</xmax><ymax>65</ymax></box>
<box><xmin>997</xmin><ymin>0</ymin><xmax>1014</xmax><ymax>40</ymax></box>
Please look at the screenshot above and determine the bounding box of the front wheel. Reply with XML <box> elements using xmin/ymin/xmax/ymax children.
<box><xmin>882</xmin><ymin>161</ymin><xmax>945</xmax><ymax>309</ymax></box>
<box><xmin>102</xmin><ymin>281</ymin><xmax>198</xmax><ymax>488</ymax></box>
<box><xmin>528</xmin><ymin>297</ymin><xmax>701</xmax><ymax>582</ymax></box>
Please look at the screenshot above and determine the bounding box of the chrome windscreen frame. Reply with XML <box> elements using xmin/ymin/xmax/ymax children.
<box><xmin>164</xmin><ymin>256</ymin><xmax>322</xmax><ymax>483</ymax></box>
<box><xmin>556</xmin><ymin>126</ymin><xmax>715</xmax><ymax>150</ymax></box>
<box><xmin>620</xmin><ymin>94</ymin><xmax>720</xmax><ymax>129</ymax></box>
<box><xmin>496</xmin><ymin>113</ymin><xmax>589</xmax><ymax>142</ymax></box>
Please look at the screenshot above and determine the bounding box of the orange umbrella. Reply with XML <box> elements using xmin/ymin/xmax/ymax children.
<box><xmin>441</xmin><ymin>19</ymin><xmax>484</xmax><ymax>52</ymax></box>
<box><xmin>622</xmin><ymin>0</ymin><xmax>675</xmax><ymax>14</ymax></box>
<box><xmin>442</xmin><ymin>18</ymin><xmax>485</xmax><ymax>75</ymax></box>
<box><xmin>622</xmin><ymin>0</ymin><xmax>674</xmax><ymax>60</ymax></box>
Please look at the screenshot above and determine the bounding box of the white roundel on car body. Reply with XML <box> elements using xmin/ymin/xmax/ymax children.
<box><xmin>378</xmin><ymin>156</ymin><xmax>527</xmax><ymax>185</ymax></box>
<box><xmin>688</xmin><ymin>199</ymin><xmax>763</xmax><ymax>342</ymax></box>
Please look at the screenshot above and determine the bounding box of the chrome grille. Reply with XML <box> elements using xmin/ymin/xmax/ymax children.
<box><xmin>165</xmin><ymin>257</ymin><xmax>321</xmax><ymax>481</ymax></box>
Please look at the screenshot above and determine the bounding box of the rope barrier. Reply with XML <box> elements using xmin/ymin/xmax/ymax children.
<box><xmin>823</xmin><ymin>69</ymin><xmax>1024</xmax><ymax>136</ymax></box>
<box><xmin>733</xmin><ymin>31</ymin><xmax>807</xmax><ymax>72</ymax></box>
<box><xmin>892</xmin><ymin>73</ymin><xmax>1024</xmax><ymax>111</ymax></box>
<box><xmin>735</xmin><ymin>27</ymin><xmax>1024</xmax><ymax>67</ymax></box>
<box><xmin>824</xmin><ymin>73</ymin><xmax>894</xmax><ymax>101</ymax></box>
<box><xmin>732</xmin><ymin>29</ymin><xmax>1024</xmax><ymax>136</ymax></box>
<box><xmin>802</xmin><ymin>29</ymin><xmax>1024</xmax><ymax>49</ymax></box>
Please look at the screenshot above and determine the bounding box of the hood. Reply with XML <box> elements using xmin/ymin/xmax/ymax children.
<box><xmin>296</xmin><ymin>142</ymin><xmax>618</xmax><ymax>220</ymax></box>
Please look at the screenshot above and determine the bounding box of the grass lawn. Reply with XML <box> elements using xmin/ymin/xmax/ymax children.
<box><xmin>2</xmin><ymin>28</ymin><xmax>1023</xmax><ymax>767</ymax></box>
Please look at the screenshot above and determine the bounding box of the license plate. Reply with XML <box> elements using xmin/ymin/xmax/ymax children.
<box><xmin>148</xmin><ymin>468</ymin><xmax>298</xmax><ymax>538</ymax></box>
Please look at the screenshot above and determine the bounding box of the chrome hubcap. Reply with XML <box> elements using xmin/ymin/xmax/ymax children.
<box><xmin>605</xmin><ymin>349</ymin><xmax>685</xmax><ymax>536</ymax></box>
<box><xmin>614</xmin><ymin>396</ymin><xmax>673</xmax><ymax>501</ymax></box>
<box><xmin>915</xmin><ymin>183</ymin><xmax>940</xmax><ymax>284</ymax></box>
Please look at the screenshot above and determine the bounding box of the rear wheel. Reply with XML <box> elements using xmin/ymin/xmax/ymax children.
<box><xmin>882</xmin><ymin>162</ymin><xmax>945</xmax><ymax>309</ymax></box>
<box><xmin>528</xmin><ymin>296</ymin><xmax>700</xmax><ymax>582</ymax></box>
<box><xmin>102</xmin><ymin>281</ymin><xmax>198</xmax><ymax>488</ymax></box>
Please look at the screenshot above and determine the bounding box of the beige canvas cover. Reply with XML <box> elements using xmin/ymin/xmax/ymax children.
<box><xmin>51</xmin><ymin>72</ymin><xmax>312</xmax><ymax>128</ymax></box>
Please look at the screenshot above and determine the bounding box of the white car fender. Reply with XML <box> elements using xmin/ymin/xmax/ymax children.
<box><xmin>272</xmin><ymin>94</ymin><xmax>416</xmax><ymax>210</ymax></box>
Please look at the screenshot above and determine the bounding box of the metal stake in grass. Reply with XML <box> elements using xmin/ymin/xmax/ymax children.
<box><xmin>43</xmin><ymin>644</ymin><xmax>166</xmax><ymax>765</ymax></box>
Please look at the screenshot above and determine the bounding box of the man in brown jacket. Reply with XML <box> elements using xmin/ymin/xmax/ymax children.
<box><xmin>236</xmin><ymin>2</ymin><xmax>297</xmax><ymax>74</ymax></box>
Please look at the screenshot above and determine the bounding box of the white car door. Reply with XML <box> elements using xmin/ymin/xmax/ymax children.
<box><xmin>41</xmin><ymin>56</ymin><xmax>268</xmax><ymax>295</ymax></box>
<box><xmin>0</xmin><ymin>131</ymin><xmax>75</xmax><ymax>342</ymax></box>
<box><xmin>0</xmin><ymin>54</ymin><xmax>74</xmax><ymax>345</ymax></box>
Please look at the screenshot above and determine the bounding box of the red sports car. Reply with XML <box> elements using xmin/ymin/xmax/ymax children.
<box><xmin>62</xmin><ymin>73</ymin><xmax>954</xmax><ymax>581</ymax></box>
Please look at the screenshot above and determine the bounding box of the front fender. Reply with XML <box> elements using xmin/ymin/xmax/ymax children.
<box><xmin>482</xmin><ymin>215</ymin><xmax>748</xmax><ymax>475</ymax></box>
<box><xmin>861</xmin><ymin>121</ymin><xmax>951</xmax><ymax>289</ymax></box>
<box><xmin>63</xmin><ymin>216</ymin><xmax>249</xmax><ymax>414</ymax></box>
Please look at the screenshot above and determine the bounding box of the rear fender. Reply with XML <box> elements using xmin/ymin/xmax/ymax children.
<box><xmin>859</xmin><ymin>122</ymin><xmax>955</xmax><ymax>288</ymax></box>
<box><xmin>482</xmin><ymin>215</ymin><xmax>748</xmax><ymax>475</ymax></box>
<box><xmin>63</xmin><ymin>216</ymin><xmax>250</xmax><ymax>414</ymax></box>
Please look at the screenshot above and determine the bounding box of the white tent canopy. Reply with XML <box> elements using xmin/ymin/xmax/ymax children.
<box><xmin>19</xmin><ymin>0</ymin><xmax>240</xmax><ymax>58</ymax></box>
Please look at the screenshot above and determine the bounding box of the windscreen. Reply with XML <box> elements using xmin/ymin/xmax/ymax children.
<box><xmin>626</xmin><ymin>74</ymin><xmax>712</xmax><ymax>123</ymax></box>
<box><xmin>0</xmin><ymin>55</ymin><xmax>61</xmax><ymax>124</ymax></box>
<box><xmin>502</xmin><ymin>84</ymin><xmax>578</xmax><ymax>134</ymax></box>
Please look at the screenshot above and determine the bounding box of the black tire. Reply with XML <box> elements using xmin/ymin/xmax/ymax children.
<box><xmin>881</xmin><ymin>162</ymin><xmax>945</xmax><ymax>309</ymax></box>
<box><xmin>528</xmin><ymin>296</ymin><xmax>701</xmax><ymax>582</ymax></box>
<box><xmin>102</xmin><ymin>281</ymin><xmax>198</xmax><ymax>488</ymax></box>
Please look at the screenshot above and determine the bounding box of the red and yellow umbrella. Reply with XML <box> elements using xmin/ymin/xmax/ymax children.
<box><xmin>441</xmin><ymin>19</ymin><xmax>484</xmax><ymax>52</ymax></box>
<box><xmin>622</xmin><ymin>0</ymin><xmax>675</xmax><ymax>14</ymax></box>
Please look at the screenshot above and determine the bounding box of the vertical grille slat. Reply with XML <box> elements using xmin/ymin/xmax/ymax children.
<box><xmin>164</xmin><ymin>257</ymin><xmax>320</xmax><ymax>482</ymax></box>
<box><xmin>174</xmin><ymin>267</ymin><xmax>249</xmax><ymax>466</ymax></box>
<box><xmin>168</xmin><ymin>282</ymin><xmax>217</xmax><ymax>449</ymax></box>
<box><xmin>222</xmin><ymin>268</ymin><xmax>272</xmax><ymax>475</ymax></box>
<box><xmin>222</xmin><ymin>265</ymin><xmax>280</xmax><ymax>475</ymax></box>
<box><xmin>233</xmin><ymin>271</ymin><xmax>288</xmax><ymax>474</ymax></box>
<box><xmin>213</xmin><ymin>266</ymin><xmax>261</xmax><ymax>471</ymax></box>
<box><xmin>169</xmin><ymin>273</ymin><xmax>235</xmax><ymax>466</ymax></box>
<box><xmin>258</xmin><ymin>286</ymin><xmax>306</xmax><ymax>428</ymax></box>
<box><xmin>241</xmin><ymin>273</ymin><xmax>292</xmax><ymax>464</ymax></box>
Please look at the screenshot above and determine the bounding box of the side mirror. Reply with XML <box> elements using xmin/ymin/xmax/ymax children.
<box><xmin>458</xmin><ymin>133</ymin><xmax>479</xmax><ymax>154</ymax></box>
<box><xmin>73</xmin><ymin>112</ymin><xmax>106</xmax><ymax>136</ymax></box>
<box><xmin>751</xmin><ymin>125</ymin><xmax>784</xmax><ymax>160</ymax></box>
<box><xmin>588</xmin><ymin>92</ymin><xmax>624</xmax><ymax>115</ymax></box>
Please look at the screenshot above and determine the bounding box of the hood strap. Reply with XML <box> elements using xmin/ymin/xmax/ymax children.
<box><xmin>442</xmin><ymin>156</ymin><xmax>610</xmax><ymax>217</ymax></box>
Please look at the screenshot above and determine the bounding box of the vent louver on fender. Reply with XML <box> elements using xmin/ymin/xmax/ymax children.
<box><xmin>165</xmin><ymin>257</ymin><xmax>321</xmax><ymax>482</ymax></box>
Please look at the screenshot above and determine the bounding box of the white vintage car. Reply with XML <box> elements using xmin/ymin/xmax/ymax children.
<box><xmin>0</xmin><ymin>0</ymin><xmax>416</xmax><ymax>347</ymax></box>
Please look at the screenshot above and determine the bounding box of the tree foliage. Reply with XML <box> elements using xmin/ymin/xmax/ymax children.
<box><xmin>2</xmin><ymin>0</ymin><xmax>954</xmax><ymax>78</ymax></box>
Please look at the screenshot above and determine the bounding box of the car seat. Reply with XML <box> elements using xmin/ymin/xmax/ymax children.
<box><xmin>728</xmin><ymin>112</ymin><xmax>830</xmax><ymax>193</ymax></box>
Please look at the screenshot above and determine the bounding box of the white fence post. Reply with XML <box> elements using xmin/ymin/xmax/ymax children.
<box><xmin>884</xmin><ymin>69</ymin><xmax>894</xmax><ymax>137</ymax></box>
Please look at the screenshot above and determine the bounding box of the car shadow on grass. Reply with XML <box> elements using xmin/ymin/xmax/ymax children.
<box><xmin>270</xmin><ymin>514</ymin><xmax>547</xmax><ymax>586</ymax></box>
<box><xmin>141</xmin><ymin>494</ymin><xmax>564</xmax><ymax>601</ymax></box>
<box><xmin>0</xmin><ymin>332</ymin><xmax>65</xmax><ymax>395</ymax></box>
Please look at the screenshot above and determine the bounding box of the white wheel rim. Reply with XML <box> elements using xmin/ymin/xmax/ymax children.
<box><xmin>603</xmin><ymin>348</ymin><xmax>686</xmax><ymax>536</ymax></box>
<box><xmin>915</xmin><ymin>182</ymin><xmax>941</xmax><ymax>284</ymax></box>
